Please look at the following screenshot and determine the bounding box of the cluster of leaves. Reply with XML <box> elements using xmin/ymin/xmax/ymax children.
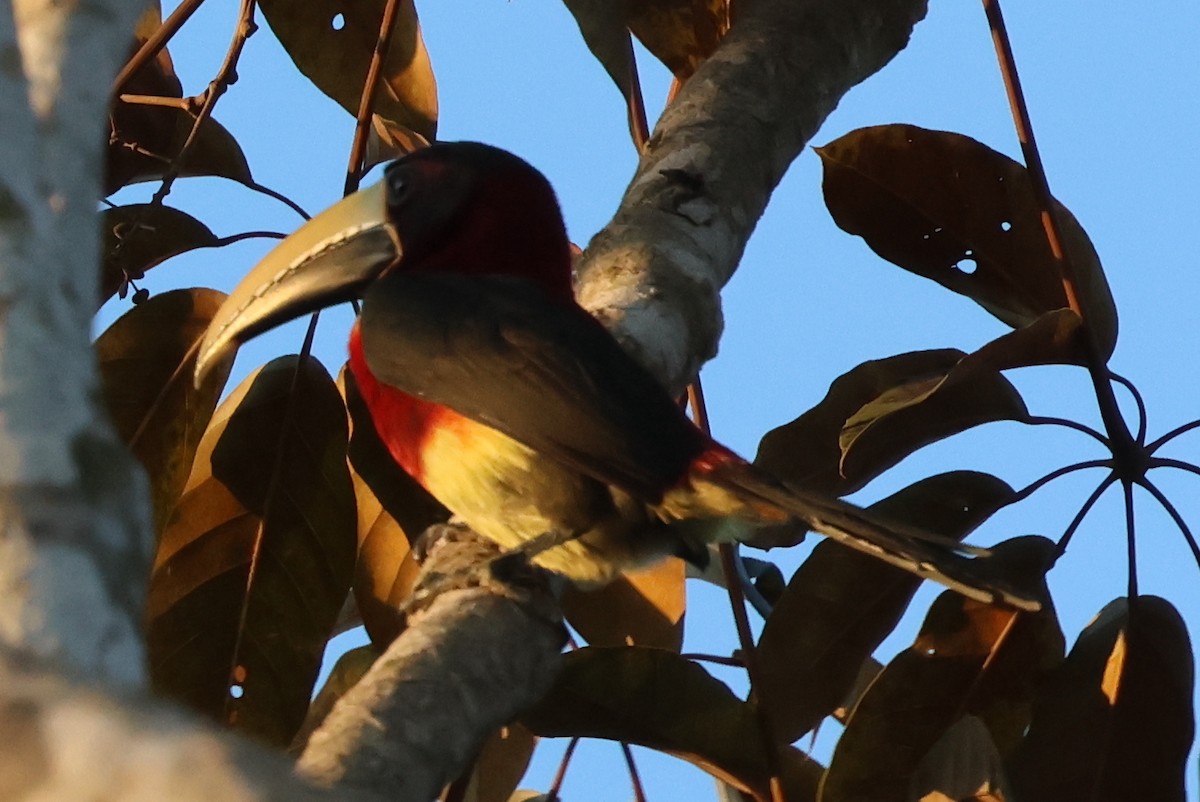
<box><xmin>96</xmin><ymin>2</ymin><xmax>1194</xmax><ymax>802</ymax></box>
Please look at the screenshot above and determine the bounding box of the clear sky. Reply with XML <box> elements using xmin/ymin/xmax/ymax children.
<box><xmin>106</xmin><ymin>2</ymin><xmax>1200</xmax><ymax>798</ymax></box>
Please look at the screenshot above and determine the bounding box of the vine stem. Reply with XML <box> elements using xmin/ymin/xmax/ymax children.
<box><xmin>982</xmin><ymin>0</ymin><xmax>1137</xmax><ymax>464</ymax></box>
<box><xmin>687</xmin><ymin>378</ymin><xmax>786</xmax><ymax>802</ymax></box>
<box><xmin>344</xmin><ymin>0</ymin><xmax>406</xmax><ymax>195</ymax></box>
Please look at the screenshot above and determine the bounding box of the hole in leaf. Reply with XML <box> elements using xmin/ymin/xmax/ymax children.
<box><xmin>1000</xmin><ymin>220</ymin><xmax>1012</xmax><ymax>232</ymax></box>
<box><xmin>229</xmin><ymin>684</ymin><xmax>244</xmax><ymax>699</ymax></box>
<box><xmin>954</xmin><ymin>258</ymin><xmax>978</xmax><ymax>275</ymax></box>
<box><xmin>964</xmin><ymin>248</ymin><xmax>974</xmax><ymax>257</ymax></box>
<box><xmin>925</xmin><ymin>647</ymin><xmax>937</xmax><ymax>656</ymax></box>
<box><xmin>331</xmin><ymin>13</ymin><xmax>345</xmax><ymax>30</ymax></box>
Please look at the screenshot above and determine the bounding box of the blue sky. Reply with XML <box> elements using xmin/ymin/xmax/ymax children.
<box><xmin>108</xmin><ymin>2</ymin><xmax>1200</xmax><ymax>798</ymax></box>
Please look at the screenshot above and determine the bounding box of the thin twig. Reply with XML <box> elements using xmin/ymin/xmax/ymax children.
<box><xmin>150</xmin><ymin>0</ymin><xmax>259</xmax><ymax>208</ymax></box>
<box><xmin>1008</xmin><ymin>458</ymin><xmax>1112</xmax><ymax>504</ymax></box>
<box><xmin>1022</xmin><ymin>415</ymin><xmax>1108</xmax><ymax>447</ymax></box>
<box><xmin>982</xmin><ymin>0</ymin><xmax>1136</xmax><ymax>459</ymax></box>
<box><xmin>1055</xmin><ymin>472</ymin><xmax>1117</xmax><ymax>557</ymax></box>
<box><xmin>619</xmin><ymin>742</ymin><xmax>648</xmax><ymax>802</ymax></box>
<box><xmin>1137</xmin><ymin>477</ymin><xmax>1200</xmax><ymax>574</ymax></box>
<box><xmin>1148</xmin><ymin>418</ymin><xmax>1200</xmax><ymax>453</ymax></box>
<box><xmin>344</xmin><ymin>0</ymin><xmax>406</xmax><ymax>195</ymax></box>
<box><xmin>1121</xmin><ymin>480</ymin><xmax>1138</xmax><ymax>597</ymax></box>
<box><xmin>111</xmin><ymin>0</ymin><xmax>207</xmax><ymax>94</ymax></box>
<box><xmin>1108</xmin><ymin>370</ymin><xmax>1148</xmax><ymax>445</ymax></box>
<box><xmin>546</xmin><ymin>737</ymin><xmax>580</xmax><ymax>801</ymax></box>
<box><xmin>117</xmin><ymin>93</ymin><xmax>192</xmax><ymax>110</ymax></box>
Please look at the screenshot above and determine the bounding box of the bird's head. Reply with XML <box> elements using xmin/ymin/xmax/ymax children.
<box><xmin>194</xmin><ymin>142</ymin><xmax>572</xmax><ymax>384</ymax></box>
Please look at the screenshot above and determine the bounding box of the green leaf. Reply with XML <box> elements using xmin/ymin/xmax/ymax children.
<box><xmin>817</xmin><ymin>124</ymin><xmax>1118</xmax><ymax>358</ymax></box>
<box><xmin>821</xmin><ymin>537</ymin><xmax>1063</xmax><ymax>802</ymax></box>
<box><xmin>147</xmin><ymin>356</ymin><xmax>357</xmax><ymax>746</ymax></box>
<box><xmin>1008</xmin><ymin>596</ymin><xmax>1194</xmax><ymax>802</ymax></box>
<box><xmin>95</xmin><ymin>288</ymin><xmax>233</xmax><ymax>532</ymax></box>
<box><xmin>259</xmin><ymin>0</ymin><xmax>437</xmax><ymax>141</ymax></box>
<box><xmin>99</xmin><ymin>206</ymin><xmax>219</xmax><ymax>307</ymax></box>
<box><xmin>524</xmin><ymin>647</ymin><xmax>821</xmax><ymax>802</ymax></box>
<box><xmin>561</xmin><ymin>558</ymin><xmax>687</xmax><ymax>650</ymax></box>
<box><xmin>757</xmin><ymin>472</ymin><xmax>1015</xmax><ymax>742</ymax></box>
<box><xmin>755</xmin><ymin>350</ymin><xmax>1025</xmax><ymax>497</ymax></box>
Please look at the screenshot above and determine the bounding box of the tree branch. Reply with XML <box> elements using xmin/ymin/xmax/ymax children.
<box><xmin>577</xmin><ymin>0</ymin><xmax>929</xmax><ymax>394</ymax></box>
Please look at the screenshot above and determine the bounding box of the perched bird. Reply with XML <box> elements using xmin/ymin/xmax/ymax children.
<box><xmin>196</xmin><ymin>142</ymin><xmax>1034</xmax><ymax>609</ymax></box>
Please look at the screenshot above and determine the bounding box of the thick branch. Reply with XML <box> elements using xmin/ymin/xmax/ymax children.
<box><xmin>577</xmin><ymin>0</ymin><xmax>929</xmax><ymax>393</ymax></box>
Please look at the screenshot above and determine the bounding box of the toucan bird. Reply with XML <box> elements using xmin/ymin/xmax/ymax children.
<box><xmin>195</xmin><ymin>142</ymin><xmax>1036</xmax><ymax>609</ymax></box>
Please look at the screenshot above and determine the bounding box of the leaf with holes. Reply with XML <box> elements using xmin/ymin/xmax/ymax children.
<box><xmin>99</xmin><ymin>206</ymin><xmax>219</xmax><ymax>307</ymax></box>
<box><xmin>821</xmin><ymin>537</ymin><xmax>1063</xmax><ymax>802</ymax></box>
<box><xmin>755</xmin><ymin>350</ymin><xmax>1025</xmax><ymax>498</ymax></box>
<box><xmin>523</xmin><ymin>647</ymin><xmax>822</xmax><ymax>801</ymax></box>
<box><xmin>818</xmin><ymin>125</ymin><xmax>1117</xmax><ymax>359</ymax></box>
<box><xmin>757</xmin><ymin>472</ymin><xmax>1015</xmax><ymax>742</ymax></box>
<box><xmin>342</xmin><ymin>368</ymin><xmax>447</xmax><ymax>646</ymax></box>
<box><xmin>259</xmin><ymin>0</ymin><xmax>437</xmax><ymax>141</ymax></box>
<box><xmin>1008</xmin><ymin>596</ymin><xmax>1193</xmax><ymax>802</ymax></box>
<box><xmin>96</xmin><ymin>289</ymin><xmax>233</xmax><ymax>532</ymax></box>
<box><xmin>562</xmin><ymin>557</ymin><xmax>686</xmax><ymax>650</ymax></box>
<box><xmin>147</xmin><ymin>356</ymin><xmax>356</xmax><ymax>747</ymax></box>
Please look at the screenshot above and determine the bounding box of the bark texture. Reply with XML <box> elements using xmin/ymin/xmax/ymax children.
<box><xmin>576</xmin><ymin>0</ymin><xmax>929</xmax><ymax>395</ymax></box>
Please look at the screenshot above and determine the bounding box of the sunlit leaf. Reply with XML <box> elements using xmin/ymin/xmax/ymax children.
<box><xmin>99</xmin><ymin>206</ymin><xmax>219</xmax><ymax>307</ymax></box>
<box><xmin>821</xmin><ymin>537</ymin><xmax>1063</xmax><ymax>802</ymax></box>
<box><xmin>910</xmin><ymin>715</ymin><xmax>1011</xmax><ymax>802</ymax></box>
<box><xmin>147</xmin><ymin>356</ymin><xmax>357</xmax><ymax>746</ymax></box>
<box><xmin>364</xmin><ymin>114</ymin><xmax>430</xmax><ymax>171</ymax></box>
<box><xmin>755</xmin><ymin>350</ymin><xmax>1025</xmax><ymax>497</ymax></box>
<box><xmin>562</xmin><ymin>557</ymin><xmax>686</xmax><ymax>650</ymax></box>
<box><xmin>818</xmin><ymin>124</ymin><xmax>1117</xmax><ymax>358</ymax></box>
<box><xmin>1007</xmin><ymin>596</ymin><xmax>1193</xmax><ymax>802</ymax></box>
<box><xmin>524</xmin><ymin>647</ymin><xmax>821</xmax><ymax>801</ymax></box>
<box><xmin>757</xmin><ymin>472</ymin><xmax>1015</xmax><ymax>741</ymax></box>
<box><xmin>259</xmin><ymin>0</ymin><xmax>437</xmax><ymax>141</ymax></box>
<box><xmin>628</xmin><ymin>0</ymin><xmax>732</xmax><ymax>80</ymax></box>
<box><xmin>289</xmin><ymin>644</ymin><xmax>379</xmax><ymax>753</ymax></box>
<box><xmin>96</xmin><ymin>288</ymin><xmax>233</xmax><ymax>532</ymax></box>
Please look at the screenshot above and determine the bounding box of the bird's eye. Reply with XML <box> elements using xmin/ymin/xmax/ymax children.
<box><xmin>386</xmin><ymin>171</ymin><xmax>410</xmax><ymax>205</ymax></box>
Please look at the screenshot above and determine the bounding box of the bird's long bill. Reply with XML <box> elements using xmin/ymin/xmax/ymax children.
<box><xmin>194</xmin><ymin>180</ymin><xmax>398</xmax><ymax>386</ymax></box>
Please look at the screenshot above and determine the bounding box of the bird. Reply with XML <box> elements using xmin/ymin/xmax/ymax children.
<box><xmin>195</xmin><ymin>141</ymin><xmax>1036</xmax><ymax>610</ymax></box>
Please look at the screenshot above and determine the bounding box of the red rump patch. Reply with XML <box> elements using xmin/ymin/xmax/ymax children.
<box><xmin>689</xmin><ymin>443</ymin><xmax>746</xmax><ymax>475</ymax></box>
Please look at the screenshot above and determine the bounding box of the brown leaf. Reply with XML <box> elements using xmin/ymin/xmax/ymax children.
<box><xmin>757</xmin><ymin>472</ymin><xmax>1015</xmax><ymax>742</ymax></box>
<box><xmin>817</xmin><ymin>125</ymin><xmax>1117</xmax><ymax>358</ymax></box>
<box><xmin>523</xmin><ymin>647</ymin><xmax>821</xmax><ymax>802</ymax></box>
<box><xmin>99</xmin><ymin>206</ymin><xmax>219</xmax><ymax>307</ymax></box>
<box><xmin>342</xmin><ymin>368</ymin><xmax>447</xmax><ymax>646</ymax></box>
<box><xmin>95</xmin><ymin>288</ymin><xmax>233</xmax><ymax>532</ymax></box>
<box><xmin>1007</xmin><ymin>596</ymin><xmax>1194</xmax><ymax>802</ymax></box>
<box><xmin>147</xmin><ymin>356</ymin><xmax>357</xmax><ymax>747</ymax></box>
<box><xmin>561</xmin><ymin>557</ymin><xmax>687</xmax><ymax>650</ymax></box>
<box><xmin>910</xmin><ymin>716</ymin><xmax>1011</xmax><ymax>802</ymax></box>
<box><xmin>259</xmin><ymin>0</ymin><xmax>437</xmax><ymax>141</ymax></box>
<box><xmin>364</xmin><ymin>114</ymin><xmax>431</xmax><ymax>171</ymax></box>
<box><xmin>755</xmin><ymin>350</ymin><xmax>1025</xmax><ymax>497</ymax></box>
<box><xmin>821</xmin><ymin>537</ymin><xmax>1063</xmax><ymax>802</ymax></box>
<box><xmin>107</xmin><ymin>106</ymin><xmax>253</xmax><ymax>194</ymax></box>
<box><xmin>628</xmin><ymin>0</ymin><xmax>733</xmax><ymax>80</ymax></box>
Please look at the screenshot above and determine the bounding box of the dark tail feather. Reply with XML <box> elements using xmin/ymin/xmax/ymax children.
<box><xmin>708</xmin><ymin>462</ymin><xmax>1041</xmax><ymax>612</ymax></box>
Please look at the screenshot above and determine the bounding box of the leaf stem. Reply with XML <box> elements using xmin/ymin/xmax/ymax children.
<box><xmin>1122</xmin><ymin>480</ymin><xmax>1138</xmax><ymax>598</ymax></box>
<box><xmin>1022</xmin><ymin>414</ymin><xmax>1108</xmax><ymax>447</ymax></box>
<box><xmin>982</xmin><ymin>0</ymin><xmax>1138</xmax><ymax>465</ymax></box>
<box><xmin>1008</xmin><ymin>458</ymin><xmax>1112</xmax><ymax>504</ymax></box>
<box><xmin>546</xmin><ymin>737</ymin><xmax>580</xmax><ymax>801</ymax></box>
<box><xmin>1136</xmin><ymin>477</ymin><xmax>1200</xmax><ymax>574</ymax></box>
<box><xmin>620</xmin><ymin>742</ymin><xmax>648</xmax><ymax>802</ymax></box>
<box><xmin>344</xmin><ymin>0</ymin><xmax>405</xmax><ymax>196</ymax></box>
<box><xmin>1108</xmin><ymin>370</ymin><xmax>1148</xmax><ymax>445</ymax></box>
<box><xmin>1148</xmin><ymin>418</ymin><xmax>1200</xmax><ymax>453</ymax></box>
<box><xmin>1054</xmin><ymin>472</ymin><xmax>1116</xmax><ymax>557</ymax></box>
<box><xmin>680</xmin><ymin>652</ymin><xmax>746</xmax><ymax>668</ymax></box>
